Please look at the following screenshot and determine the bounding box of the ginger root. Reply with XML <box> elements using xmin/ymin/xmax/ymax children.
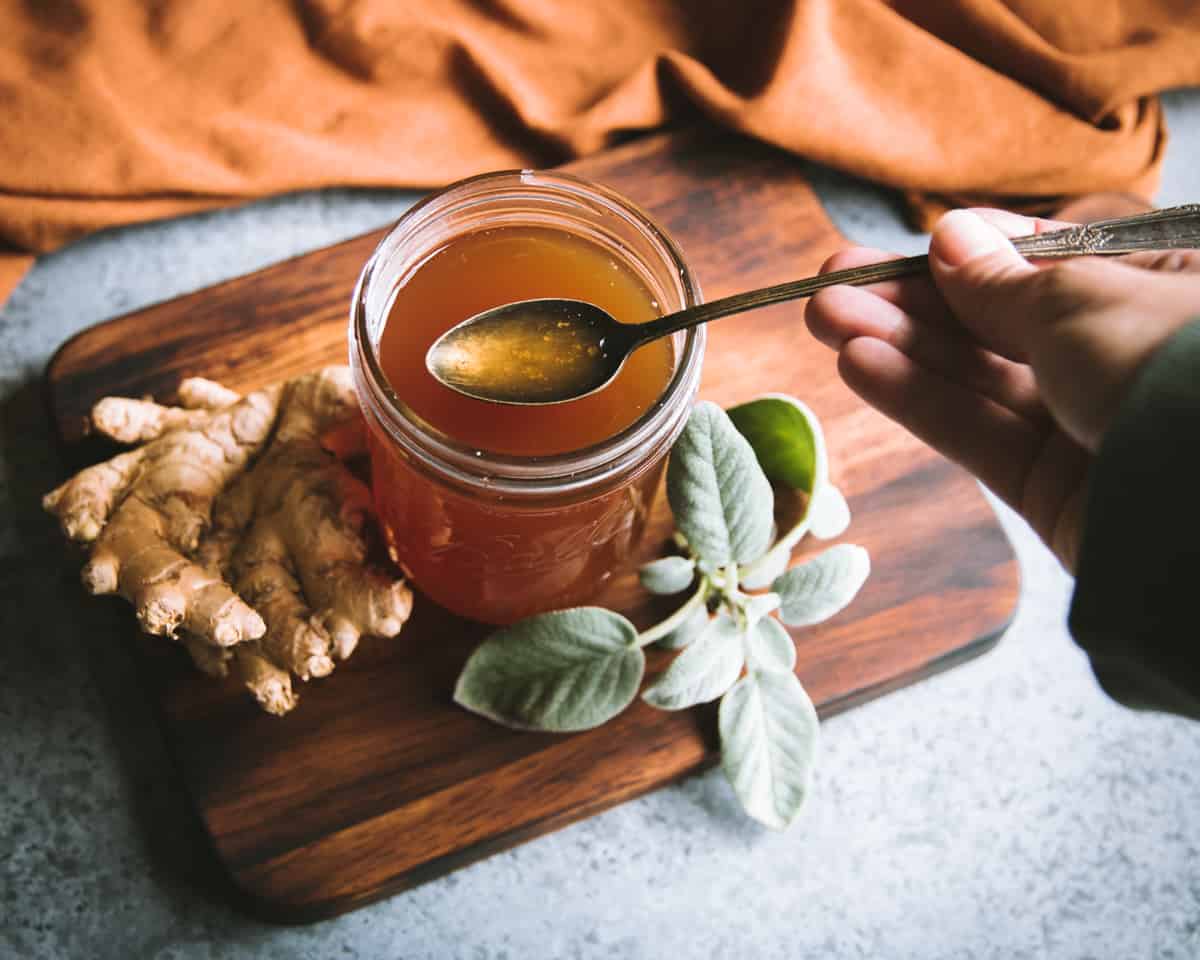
<box><xmin>44</xmin><ymin>367</ymin><xmax>412</xmax><ymax>715</ymax></box>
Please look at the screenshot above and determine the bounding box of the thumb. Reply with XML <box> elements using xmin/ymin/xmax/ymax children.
<box><xmin>929</xmin><ymin>209</ymin><xmax>1040</xmax><ymax>360</ymax></box>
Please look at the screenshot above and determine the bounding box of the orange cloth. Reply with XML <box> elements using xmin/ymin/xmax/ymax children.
<box><xmin>3</xmin><ymin>1</ymin><xmax>1198</xmax><ymax>305</ymax></box>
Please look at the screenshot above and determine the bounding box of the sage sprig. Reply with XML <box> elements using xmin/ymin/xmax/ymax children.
<box><xmin>453</xmin><ymin>396</ymin><xmax>870</xmax><ymax>829</ymax></box>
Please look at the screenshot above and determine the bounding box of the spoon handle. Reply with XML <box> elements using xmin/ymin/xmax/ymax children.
<box><xmin>635</xmin><ymin>203</ymin><xmax>1200</xmax><ymax>341</ymax></box>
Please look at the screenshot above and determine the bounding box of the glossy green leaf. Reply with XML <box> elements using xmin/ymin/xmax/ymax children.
<box><xmin>727</xmin><ymin>394</ymin><xmax>823</xmax><ymax>493</ymax></box>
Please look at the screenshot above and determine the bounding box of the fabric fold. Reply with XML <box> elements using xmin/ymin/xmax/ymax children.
<box><xmin>2</xmin><ymin>0</ymin><xmax>1198</xmax><ymax>304</ymax></box>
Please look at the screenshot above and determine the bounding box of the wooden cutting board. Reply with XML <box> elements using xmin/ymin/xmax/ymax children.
<box><xmin>45</xmin><ymin>132</ymin><xmax>1019</xmax><ymax>922</ymax></box>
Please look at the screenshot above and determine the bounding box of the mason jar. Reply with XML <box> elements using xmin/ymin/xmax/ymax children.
<box><xmin>350</xmin><ymin>170</ymin><xmax>703</xmax><ymax>624</ymax></box>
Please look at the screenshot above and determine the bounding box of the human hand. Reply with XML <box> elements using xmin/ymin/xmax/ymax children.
<box><xmin>806</xmin><ymin>208</ymin><xmax>1200</xmax><ymax>571</ymax></box>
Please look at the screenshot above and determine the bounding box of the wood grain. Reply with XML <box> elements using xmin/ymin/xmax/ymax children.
<box><xmin>45</xmin><ymin>132</ymin><xmax>1019</xmax><ymax>922</ymax></box>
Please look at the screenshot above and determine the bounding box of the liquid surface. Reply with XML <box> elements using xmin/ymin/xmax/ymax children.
<box><xmin>378</xmin><ymin>225</ymin><xmax>673</xmax><ymax>456</ymax></box>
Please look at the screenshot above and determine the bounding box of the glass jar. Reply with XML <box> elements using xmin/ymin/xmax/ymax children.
<box><xmin>349</xmin><ymin>170</ymin><xmax>704</xmax><ymax>624</ymax></box>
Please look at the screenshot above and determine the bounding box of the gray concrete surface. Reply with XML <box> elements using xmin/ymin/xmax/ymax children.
<box><xmin>2</xmin><ymin>89</ymin><xmax>1198</xmax><ymax>960</ymax></box>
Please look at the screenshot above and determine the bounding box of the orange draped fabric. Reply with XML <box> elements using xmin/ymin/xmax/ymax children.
<box><xmin>3</xmin><ymin>0</ymin><xmax>1198</xmax><ymax>304</ymax></box>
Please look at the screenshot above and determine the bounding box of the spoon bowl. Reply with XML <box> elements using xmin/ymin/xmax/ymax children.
<box><xmin>425</xmin><ymin>298</ymin><xmax>634</xmax><ymax>404</ymax></box>
<box><xmin>426</xmin><ymin>204</ymin><xmax>1200</xmax><ymax>405</ymax></box>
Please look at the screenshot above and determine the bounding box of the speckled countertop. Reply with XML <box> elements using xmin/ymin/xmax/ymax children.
<box><xmin>3</xmin><ymin>90</ymin><xmax>1199</xmax><ymax>960</ymax></box>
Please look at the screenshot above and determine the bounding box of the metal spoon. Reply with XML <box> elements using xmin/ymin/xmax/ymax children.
<box><xmin>426</xmin><ymin>204</ymin><xmax>1200</xmax><ymax>405</ymax></box>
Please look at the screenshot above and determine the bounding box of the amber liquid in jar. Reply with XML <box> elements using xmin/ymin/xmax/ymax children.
<box><xmin>369</xmin><ymin>224</ymin><xmax>675</xmax><ymax>622</ymax></box>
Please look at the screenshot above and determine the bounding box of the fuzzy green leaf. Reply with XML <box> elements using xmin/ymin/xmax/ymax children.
<box><xmin>667</xmin><ymin>402</ymin><xmax>774</xmax><ymax>569</ymax></box>
<box><xmin>653</xmin><ymin>601</ymin><xmax>710</xmax><ymax>651</ymax></box>
<box><xmin>773</xmin><ymin>544</ymin><xmax>871</xmax><ymax>627</ymax></box>
<box><xmin>454</xmin><ymin>608</ymin><xmax>644</xmax><ymax>732</ymax></box>
<box><xmin>740</xmin><ymin>542</ymin><xmax>792</xmax><ymax>590</ymax></box>
<box><xmin>639</xmin><ymin>556</ymin><xmax>696</xmax><ymax>596</ymax></box>
<box><xmin>743</xmin><ymin>592</ymin><xmax>781</xmax><ymax>626</ymax></box>
<box><xmin>643</xmin><ymin>611</ymin><xmax>745</xmax><ymax>711</ymax></box>
<box><xmin>727</xmin><ymin>395</ymin><xmax>824</xmax><ymax>493</ymax></box>
<box><xmin>719</xmin><ymin>670</ymin><xmax>819</xmax><ymax>830</ymax></box>
<box><xmin>808</xmin><ymin>484</ymin><xmax>850</xmax><ymax>540</ymax></box>
<box><xmin>744</xmin><ymin>615</ymin><xmax>796</xmax><ymax>674</ymax></box>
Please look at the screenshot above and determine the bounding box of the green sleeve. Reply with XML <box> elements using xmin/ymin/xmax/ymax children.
<box><xmin>1068</xmin><ymin>318</ymin><xmax>1200</xmax><ymax>720</ymax></box>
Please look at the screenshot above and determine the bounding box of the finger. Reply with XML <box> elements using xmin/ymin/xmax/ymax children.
<box><xmin>967</xmin><ymin>208</ymin><xmax>1084</xmax><ymax>271</ymax></box>
<box><xmin>837</xmin><ymin>336</ymin><xmax>1045</xmax><ymax>508</ymax></box>
<box><xmin>808</xmin><ymin>284</ymin><xmax>1046</xmax><ymax>422</ymax></box>
<box><xmin>963</xmin><ymin>209</ymin><xmax>1200</xmax><ymax>277</ymax></box>
<box><xmin>928</xmin><ymin>210</ymin><xmax>1043</xmax><ymax>360</ymax></box>
<box><xmin>1116</xmin><ymin>249</ymin><xmax>1200</xmax><ymax>275</ymax></box>
<box><xmin>819</xmin><ymin>209</ymin><xmax>1072</xmax><ymax>320</ymax></box>
<box><xmin>1015</xmin><ymin>426</ymin><xmax>1091</xmax><ymax>574</ymax></box>
<box><xmin>964</xmin><ymin>208</ymin><xmax>1074</xmax><ymax>238</ymax></box>
<box><xmin>820</xmin><ymin>247</ymin><xmax>955</xmax><ymax>326</ymax></box>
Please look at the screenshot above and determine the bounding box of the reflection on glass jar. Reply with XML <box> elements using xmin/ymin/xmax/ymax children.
<box><xmin>350</xmin><ymin>171</ymin><xmax>703</xmax><ymax>624</ymax></box>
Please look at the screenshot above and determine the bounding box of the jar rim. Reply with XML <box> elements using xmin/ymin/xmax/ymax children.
<box><xmin>349</xmin><ymin>169</ymin><xmax>704</xmax><ymax>498</ymax></box>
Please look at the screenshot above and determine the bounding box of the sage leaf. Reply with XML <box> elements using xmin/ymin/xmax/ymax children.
<box><xmin>643</xmin><ymin>611</ymin><xmax>745</xmax><ymax>711</ymax></box>
<box><xmin>654</xmin><ymin>601</ymin><xmax>710</xmax><ymax>651</ymax></box>
<box><xmin>719</xmin><ymin>670</ymin><xmax>819</xmax><ymax>830</ymax></box>
<box><xmin>773</xmin><ymin>544</ymin><xmax>871</xmax><ymax>627</ymax></box>
<box><xmin>744</xmin><ymin>615</ymin><xmax>796</xmax><ymax>674</ymax></box>
<box><xmin>454</xmin><ymin>608</ymin><xmax>644</xmax><ymax>732</ymax></box>
<box><xmin>740</xmin><ymin>542</ymin><xmax>792</xmax><ymax>590</ymax></box>
<box><xmin>727</xmin><ymin>394</ymin><xmax>824</xmax><ymax>493</ymax></box>
<box><xmin>639</xmin><ymin>555</ymin><xmax>696</xmax><ymax>595</ymax></box>
<box><xmin>743</xmin><ymin>591</ymin><xmax>781</xmax><ymax>626</ymax></box>
<box><xmin>667</xmin><ymin>401</ymin><xmax>774</xmax><ymax>569</ymax></box>
<box><xmin>808</xmin><ymin>484</ymin><xmax>850</xmax><ymax>540</ymax></box>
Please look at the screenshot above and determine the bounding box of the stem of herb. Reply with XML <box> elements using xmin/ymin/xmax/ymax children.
<box><xmin>636</xmin><ymin>579</ymin><xmax>709</xmax><ymax>647</ymax></box>
<box><xmin>739</xmin><ymin>513</ymin><xmax>813</xmax><ymax>582</ymax></box>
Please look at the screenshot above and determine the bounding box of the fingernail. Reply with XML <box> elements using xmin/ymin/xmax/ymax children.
<box><xmin>931</xmin><ymin>209</ymin><xmax>1012</xmax><ymax>267</ymax></box>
